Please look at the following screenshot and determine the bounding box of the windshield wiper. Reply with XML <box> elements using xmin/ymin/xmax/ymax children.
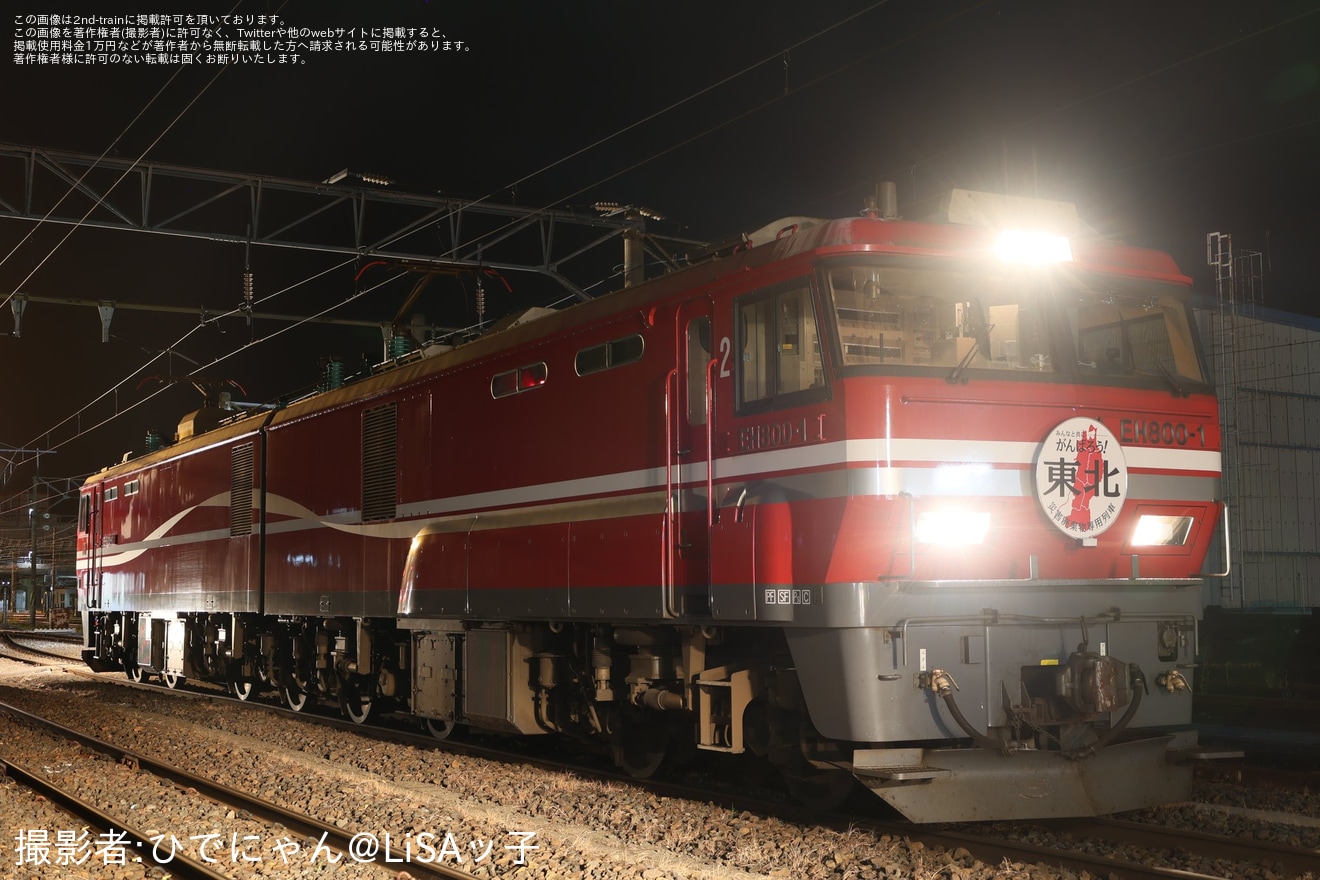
<box><xmin>946</xmin><ymin>324</ymin><xmax>995</xmax><ymax>385</ymax></box>
<box><xmin>946</xmin><ymin>341</ymin><xmax>979</xmax><ymax>385</ymax></box>
<box><xmin>1140</xmin><ymin>361</ymin><xmax>1190</xmax><ymax>398</ymax></box>
<box><xmin>1121</xmin><ymin>362</ymin><xmax>1189</xmax><ymax>397</ymax></box>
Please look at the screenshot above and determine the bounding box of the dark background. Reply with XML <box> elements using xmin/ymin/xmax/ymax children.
<box><xmin>3</xmin><ymin>0</ymin><xmax>1319</xmax><ymax>499</ymax></box>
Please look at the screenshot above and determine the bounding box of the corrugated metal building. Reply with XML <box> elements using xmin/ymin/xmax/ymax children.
<box><xmin>1196</xmin><ymin>266</ymin><xmax>1320</xmax><ymax>612</ymax></box>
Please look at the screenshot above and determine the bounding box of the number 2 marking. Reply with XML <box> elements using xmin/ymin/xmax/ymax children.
<box><xmin>718</xmin><ymin>337</ymin><xmax>732</xmax><ymax>378</ymax></box>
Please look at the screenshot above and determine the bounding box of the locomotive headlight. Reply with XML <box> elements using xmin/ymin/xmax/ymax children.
<box><xmin>1130</xmin><ymin>514</ymin><xmax>1194</xmax><ymax>546</ymax></box>
<box><xmin>995</xmin><ymin>230</ymin><xmax>1073</xmax><ymax>264</ymax></box>
<box><xmin>915</xmin><ymin>509</ymin><xmax>991</xmax><ymax>545</ymax></box>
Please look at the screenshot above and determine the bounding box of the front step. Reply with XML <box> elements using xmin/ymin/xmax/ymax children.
<box><xmin>852</xmin><ymin>747</ymin><xmax>952</xmax><ymax>781</ymax></box>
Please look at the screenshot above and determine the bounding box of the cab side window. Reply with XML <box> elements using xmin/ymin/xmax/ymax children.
<box><xmin>686</xmin><ymin>317</ymin><xmax>710</xmax><ymax>426</ymax></box>
<box><xmin>735</xmin><ymin>280</ymin><xmax>828</xmax><ymax>414</ymax></box>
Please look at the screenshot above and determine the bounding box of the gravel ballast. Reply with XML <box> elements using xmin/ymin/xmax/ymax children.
<box><xmin>1</xmin><ymin>661</ymin><xmax>1315</xmax><ymax>880</ymax></box>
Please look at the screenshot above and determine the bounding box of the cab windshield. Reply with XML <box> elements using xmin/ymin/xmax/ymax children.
<box><xmin>823</xmin><ymin>258</ymin><xmax>1205</xmax><ymax>386</ymax></box>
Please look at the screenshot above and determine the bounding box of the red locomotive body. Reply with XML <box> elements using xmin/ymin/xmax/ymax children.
<box><xmin>78</xmin><ymin>190</ymin><xmax>1226</xmax><ymax>821</ymax></box>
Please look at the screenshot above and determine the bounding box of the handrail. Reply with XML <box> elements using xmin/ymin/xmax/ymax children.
<box><xmin>896</xmin><ymin>609</ymin><xmax>1198</xmax><ymax>667</ymax></box>
<box><xmin>1204</xmin><ymin>503</ymin><xmax>1232</xmax><ymax>579</ymax></box>
<box><xmin>662</xmin><ymin>367</ymin><xmax>680</xmax><ymax>618</ymax></box>
<box><xmin>704</xmin><ymin>355</ymin><xmax>718</xmax><ymax>615</ymax></box>
<box><xmin>705</xmin><ymin>356</ymin><xmax>716</xmax><ymax>527</ymax></box>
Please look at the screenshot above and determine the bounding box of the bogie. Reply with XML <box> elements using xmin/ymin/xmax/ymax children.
<box><xmin>86</xmin><ymin>612</ymin><xmax>818</xmax><ymax>791</ymax></box>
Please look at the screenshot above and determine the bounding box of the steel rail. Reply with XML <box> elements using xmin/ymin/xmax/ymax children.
<box><xmin>47</xmin><ymin>662</ymin><xmax>1318</xmax><ymax>880</ymax></box>
<box><xmin>1040</xmin><ymin>816</ymin><xmax>1320</xmax><ymax>877</ymax></box>
<box><xmin>0</xmin><ymin>628</ymin><xmax>83</xmax><ymax>642</ymax></box>
<box><xmin>1</xmin><ymin>754</ymin><xmax>230</xmax><ymax>880</ymax></box>
<box><xmin>897</xmin><ymin>822</ymin><xmax>1265</xmax><ymax>880</ymax></box>
<box><xmin>0</xmin><ymin>632</ymin><xmax>83</xmax><ymax>664</ymax></box>
<box><xmin>0</xmin><ymin>699</ymin><xmax>479</xmax><ymax>880</ymax></box>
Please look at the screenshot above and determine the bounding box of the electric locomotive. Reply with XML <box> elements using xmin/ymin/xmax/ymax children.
<box><xmin>78</xmin><ymin>188</ymin><xmax>1228</xmax><ymax>821</ymax></box>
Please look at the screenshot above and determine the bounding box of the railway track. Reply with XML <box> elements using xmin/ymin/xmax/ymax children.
<box><xmin>14</xmin><ymin>627</ymin><xmax>1316</xmax><ymax>801</ymax></box>
<box><xmin>663</xmin><ymin>783</ymin><xmax>1320</xmax><ymax>879</ymax></box>
<box><xmin>0</xmin><ymin>630</ymin><xmax>85</xmax><ymax>665</ymax></box>
<box><xmin>0</xmin><ymin>628</ymin><xmax>82</xmax><ymax>641</ymax></box>
<box><xmin>943</xmin><ymin>816</ymin><xmax>1320</xmax><ymax>879</ymax></box>
<box><xmin>0</xmin><ymin>697</ymin><xmax>492</xmax><ymax>880</ymax></box>
<box><xmin>0</xmin><ymin>752</ymin><xmax>230</xmax><ymax>880</ymax></box>
<box><xmin>6</xmin><ymin>660</ymin><xmax>1316</xmax><ymax>880</ymax></box>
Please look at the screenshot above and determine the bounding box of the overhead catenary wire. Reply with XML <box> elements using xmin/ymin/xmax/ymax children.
<box><xmin>12</xmin><ymin>259</ymin><xmax>382</xmax><ymax>460</ymax></box>
<box><xmin>0</xmin><ymin>69</ymin><xmax>188</xmax><ymax>295</ymax></box>
<box><xmin>0</xmin><ymin>67</ymin><xmax>227</xmax><ymax>317</ymax></box>
<box><xmin>526</xmin><ymin>0</ymin><xmax>995</xmax><ymax>222</ymax></box>
<box><xmin>5</xmin><ymin>2</ymin><xmax>1316</xmax><ymax>504</ymax></box>
<box><xmin>0</xmin><ymin>0</ymin><xmax>267</xmax><ymax>312</ymax></box>
<box><xmin>405</xmin><ymin>1</ymin><xmax>1319</xmax><ymax>280</ymax></box>
<box><xmin>0</xmin><ymin>1</ymin><xmax>1175</xmax><ymax>485</ymax></box>
<box><xmin>494</xmin><ymin>0</ymin><xmax>895</xmax><ymax>203</ymax></box>
<box><xmin>3</xmin><ymin>1</ymin><xmax>916</xmax><ymax>488</ymax></box>
<box><xmin>804</xmin><ymin>4</ymin><xmax>1320</xmax><ymax>215</ymax></box>
<box><xmin>0</xmin><ymin>265</ymin><xmax>412</xmax><ymax>518</ymax></box>
<box><xmin>0</xmin><ymin>4</ymin><xmax>246</xmax><ymax>502</ymax></box>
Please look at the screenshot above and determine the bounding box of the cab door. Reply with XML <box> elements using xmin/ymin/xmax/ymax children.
<box><xmin>79</xmin><ymin>486</ymin><xmax>104</xmax><ymax>610</ymax></box>
<box><xmin>709</xmin><ymin>277</ymin><xmax>833</xmax><ymax>621</ymax></box>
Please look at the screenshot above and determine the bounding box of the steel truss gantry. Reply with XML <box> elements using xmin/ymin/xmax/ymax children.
<box><xmin>0</xmin><ymin>142</ymin><xmax>700</xmax><ymax>304</ymax></box>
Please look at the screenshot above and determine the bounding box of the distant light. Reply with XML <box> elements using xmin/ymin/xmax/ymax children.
<box><xmin>322</xmin><ymin>169</ymin><xmax>393</xmax><ymax>187</ymax></box>
<box><xmin>995</xmin><ymin>230</ymin><xmax>1073</xmax><ymax>264</ymax></box>
<box><xmin>593</xmin><ymin>202</ymin><xmax>664</xmax><ymax>221</ymax></box>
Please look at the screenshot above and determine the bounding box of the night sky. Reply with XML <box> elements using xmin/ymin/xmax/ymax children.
<box><xmin>3</xmin><ymin>0</ymin><xmax>1319</xmax><ymax>502</ymax></box>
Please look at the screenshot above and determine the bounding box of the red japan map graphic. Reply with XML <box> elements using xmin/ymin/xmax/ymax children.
<box><xmin>1034</xmin><ymin>418</ymin><xmax>1128</xmax><ymax>539</ymax></box>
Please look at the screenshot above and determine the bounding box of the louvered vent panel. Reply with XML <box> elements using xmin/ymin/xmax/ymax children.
<box><xmin>362</xmin><ymin>403</ymin><xmax>398</xmax><ymax>521</ymax></box>
<box><xmin>230</xmin><ymin>443</ymin><xmax>254</xmax><ymax>536</ymax></box>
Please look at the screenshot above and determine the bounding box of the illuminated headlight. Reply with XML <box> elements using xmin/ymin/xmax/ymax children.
<box><xmin>995</xmin><ymin>230</ymin><xmax>1073</xmax><ymax>264</ymax></box>
<box><xmin>915</xmin><ymin>510</ymin><xmax>991</xmax><ymax>545</ymax></box>
<box><xmin>1131</xmin><ymin>515</ymin><xmax>1194</xmax><ymax>546</ymax></box>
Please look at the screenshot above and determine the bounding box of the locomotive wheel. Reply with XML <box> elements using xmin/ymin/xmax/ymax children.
<box><xmin>424</xmin><ymin>718</ymin><xmax>455</xmax><ymax>741</ymax></box>
<box><xmin>339</xmin><ymin>691</ymin><xmax>376</xmax><ymax>725</ymax></box>
<box><xmin>162</xmin><ymin>673</ymin><xmax>184</xmax><ymax>690</ymax></box>
<box><xmin>126</xmin><ymin>665</ymin><xmax>145</xmax><ymax>683</ymax></box>
<box><xmin>229</xmin><ymin>679</ymin><xmax>256</xmax><ymax>701</ymax></box>
<box><xmin>781</xmin><ymin>765</ymin><xmax>857</xmax><ymax>812</ymax></box>
<box><xmin>613</xmin><ymin>723</ymin><xmax>670</xmax><ymax>779</ymax></box>
<box><xmin>282</xmin><ymin>686</ymin><xmax>311</xmax><ymax>712</ymax></box>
